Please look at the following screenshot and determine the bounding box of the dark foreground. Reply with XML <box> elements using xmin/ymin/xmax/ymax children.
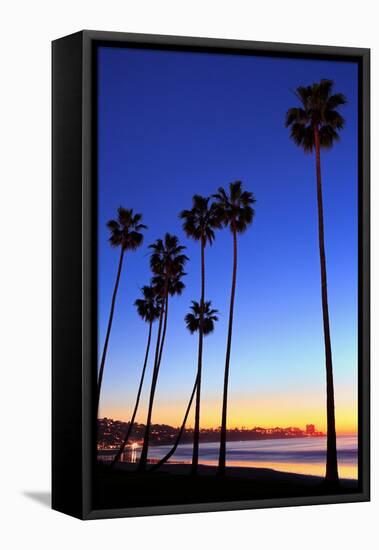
<box><xmin>94</xmin><ymin>462</ymin><xmax>359</xmax><ymax>510</ymax></box>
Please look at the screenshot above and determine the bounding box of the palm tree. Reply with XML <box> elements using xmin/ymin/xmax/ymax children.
<box><xmin>179</xmin><ymin>196</ymin><xmax>219</xmax><ymax>473</ymax></box>
<box><xmin>185</xmin><ymin>300</ymin><xmax>219</xmax><ymax>336</ymax></box>
<box><xmin>149</xmin><ymin>300</ymin><xmax>218</xmax><ymax>472</ymax></box>
<box><xmin>111</xmin><ymin>285</ymin><xmax>162</xmax><ymax>468</ymax></box>
<box><xmin>285</xmin><ymin>79</ymin><xmax>346</xmax><ymax>485</ymax></box>
<box><xmin>97</xmin><ymin>207</ymin><xmax>147</xmax><ymax>414</ymax></box>
<box><xmin>213</xmin><ymin>181</ymin><xmax>256</xmax><ymax>475</ymax></box>
<box><xmin>138</xmin><ymin>234</ymin><xmax>188</xmax><ymax>471</ymax></box>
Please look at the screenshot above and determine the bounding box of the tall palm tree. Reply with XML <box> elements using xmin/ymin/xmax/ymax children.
<box><xmin>111</xmin><ymin>285</ymin><xmax>162</xmax><ymax>468</ymax></box>
<box><xmin>138</xmin><ymin>234</ymin><xmax>188</xmax><ymax>471</ymax></box>
<box><xmin>213</xmin><ymin>181</ymin><xmax>256</xmax><ymax>475</ymax></box>
<box><xmin>285</xmin><ymin>79</ymin><xmax>346</xmax><ymax>485</ymax></box>
<box><xmin>97</xmin><ymin>207</ymin><xmax>147</xmax><ymax>414</ymax></box>
<box><xmin>149</xmin><ymin>300</ymin><xmax>218</xmax><ymax>472</ymax></box>
<box><xmin>179</xmin><ymin>195</ymin><xmax>219</xmax><ymax>473</ymax></box>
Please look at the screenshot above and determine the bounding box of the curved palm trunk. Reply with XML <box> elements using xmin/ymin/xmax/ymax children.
<box><xmin>156</xmin><ymin>293</ymin><xmax>169</xmax><ymax>374</ymax></box>
<box><xmin>149</xmin><ymin>372</ymin><xmax>199</xmax><ymax>472</ymax></box>
<box><xmin>138</xmin><ymin>285</ymin><xmax>169</xmax><ymax>471</ymax></box>
<box><xmin>192</xmin><ymin>240</ymin><xmax>205</xmax><ymax>474</ymax></box>
<box><xmin>111</xmin><ymin>321</ymin><xmax>153</xmax><ymax>468</ymax></box>
<box><xmin>97</xmin><ymin>248</ymin><xmax>125</xmax><ymax>415</ymax></box>
<box><xmin>314</xmin><ymin>126</ymin><xmax>339</xmax><ymax>484</ymax></box>
<box><xmin>218</xmin><ymin>228</ymin><xmax>238</xmax><ymax>475</ymax></box>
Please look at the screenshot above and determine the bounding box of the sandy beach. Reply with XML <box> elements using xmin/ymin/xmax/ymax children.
<box><xmin>114</xmin><ymin>461</ymin><xmax>357</xmax><ymax>487</ymax></box>
<box><xmin>94</xmin><ymin>461</ymin><xmax>359</xmax><ymax>510</ymax></box>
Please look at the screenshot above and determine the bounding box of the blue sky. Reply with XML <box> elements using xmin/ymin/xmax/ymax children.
<box><xmin>97</xmin><ymin>46</ymin><xmax>358</xmax><ymax>432</ymax></box>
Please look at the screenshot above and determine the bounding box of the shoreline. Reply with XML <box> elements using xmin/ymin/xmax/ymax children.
<box><xmin>98</xmin><ymin>432</ymin><xmax>356</xmax><ymax>450</ymax></box>
<box><xmin>97</xmin><ymin>433</ymin><xmax>326</xmax><ymax>452</ymax></box>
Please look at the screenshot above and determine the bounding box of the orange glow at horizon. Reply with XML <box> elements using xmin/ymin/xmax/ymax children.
<box><xmin>100</xmin><ymin>390</ymin><xmax>358</xmax><ymax>435</ymax></box>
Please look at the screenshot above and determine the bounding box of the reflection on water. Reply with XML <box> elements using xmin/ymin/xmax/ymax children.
<box><xmin>147</xmin><ymin>435</ymin><xmax>358</xmax><ymax>479</ymax></box>
<box><xmin>98</xmin><ymin>435</ymin><xmax>358</xmax><ymax>480</ymax></box>
<box><xmin>197</xmin><ymin>459</ymin><xmax>357</xmax><ymax>479</ymax></box>
<box><xmin>126</xmin><ymin>445</ymin><xmax>138</xmax><ymax>463</ymax></box>
<box><xmin>98</xmin><ymin>444</ymin><xmax>138</xmax><ymax>464</ymax></box>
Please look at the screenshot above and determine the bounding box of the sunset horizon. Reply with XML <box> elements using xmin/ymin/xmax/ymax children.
<box><xmin>98</xmin><ymin>411</ymin><xmax>358</xmax><ymax>436</ymax></box>
<box><xmin>98</xmin><ymin>414</ymin><xmax>358</xmax><ymax>436</ymax></box>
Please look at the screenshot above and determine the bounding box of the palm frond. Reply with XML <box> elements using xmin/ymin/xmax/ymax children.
<box><xmin>185</xmin><ymin>313</ymin><xmax>199</xmax><ymax>334</ymax></box>
<box><xmin>109</xmin><ymin>231</ymin><xmax>122</xmax><ymax>247</ymax></box>
<box><xmin>326</xmin><ymin>92</ymin><xmax>347</xmax><ymax>110</ymax></box>
<box><xmin>106</xmin><ymin>219</ymin><xmax>119</xmax><ymax>231</ymax></box>
<box><xmin>117</xmin><ymin>207</ymin><xmax>132</xmax><ymax>226</ymax></box>
<box><xmin>318</xmin><ymin>79</ymin><xmax>333</xmax><ymax>102</ymax></box>
<box><xmin>230</xmin><ymin>180</ymin><xmax>242</xmax><ymax>198</ymax></box>
<box><xmin>289</xmin><ymin>123</ymin><xmax>315</xmax><ymax>152</ymax></box>
<box><xmin>125</xmin><ymin>231</ymin><xmax>144</xmax><ymax>250</ymax></box>
<box><xmin>285</xmin><ymin>107</ymin><xmax>307</xmax><ymax>127</ymax></box>
<box><xmin>319</xmin><ymin>125</ymin><xmax>340</xmax><ymax>149</ymax></box>
<box><xmin>324</xmin><ymin>110</ymin><xmax>345</xmax><ymax>130</ymax></box>
<box><xmin>295</xmin><ymin>85</ymin><xmax>312</xmax><ymax>108</ymax></box>
<box><xmin>134</xmin><ymin>223</ymin><xmax>148</xmax><ymax>232</ymax></box>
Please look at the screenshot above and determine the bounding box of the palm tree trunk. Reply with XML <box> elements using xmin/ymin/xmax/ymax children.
<box><xmin>218</xmin><ymin>227</ymin><xmax>238</xmax><ymax>475</ymax></box>
<box><xmin>314</xmin><ymin>126</ymin><xmax>339</xmax><ymax>484</ymax></box>
<box><xmin>111</xmin><ymin>321</ymin><xmax>153</xmax><ymax>468</ymax></box>
<box><xmin>149</xmin><ymin>372</ymin><xmax>199</xmax><ymax>472</ymax></box>
<box><xmin>192</xmin><ymin>240</ymin><xmax>205</xmax><ymax>474</ymax></box>
<box><xmin>156</xmin><ymin>292</ymin><xmax>169</xmax><ymax>374</ymax></box>
<box><xmin>138</xmin><ymin>283</ymin><xmax>169</xmax><ymax>471</ymax></box>
<box><xmin>96</xmin><ymin>247</ymin><xmax>125</xmax><ymax>415</ymax></box>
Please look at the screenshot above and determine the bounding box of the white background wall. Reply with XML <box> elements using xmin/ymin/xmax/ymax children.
<box><xmin>0</xmin><ymin>1</ymin><xmax>376</xmax><ymax>548</ymax></box>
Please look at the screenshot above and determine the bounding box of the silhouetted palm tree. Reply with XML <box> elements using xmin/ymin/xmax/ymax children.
<box><xmin>213</xmin><ymin>181</ymin><xmax>256</xmax><ymax>475</ymax></box>
<box><xmin>138</xmin><ymin>234</ymin><xmax>188</xmax><ymax>471</ymax></box>
<box><xmin>285</xmin><ymin>79</ymin><xmax>346</xmax><ymax>485</ymax></box>
<box><xmin>97</xmin><ymin>207</ymin><xmax>147</xmax><ymax>414</ymax></box>
<box><xmin>185</xmin><ymin>300</ymin><xmax>219</xmax><ymax>335</ymax></box>
<box><xmin>111</xmin><ymin>285</ymin><xmax>162</xmax><ymax>468</ymax></box>
<box><xmin>180</xmin><ymin>196</ymin><xmax>219</xmax><ymax>473</ymax></box>
<box><xmin>149</xmin><ymin>301</ymin><xmax>218</xmax><ymax>472</ymax></box>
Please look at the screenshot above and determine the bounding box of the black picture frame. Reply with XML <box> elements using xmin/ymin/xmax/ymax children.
<box><xmin>52</xmin><ymin>30</ymin><xmax>370</xmax><ymax>520</ymax></box>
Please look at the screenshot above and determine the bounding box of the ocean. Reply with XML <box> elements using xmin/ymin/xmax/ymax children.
<box><xmin>145</xmin><ymin>435</ymin><xmax>358</xmax><ymax>479</ymax></box>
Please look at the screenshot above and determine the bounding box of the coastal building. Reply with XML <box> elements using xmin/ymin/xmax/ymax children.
<box><xmin>306</xmin><ymin>424</ymin><xmax>316</xmax><ymax>435</ymax></box>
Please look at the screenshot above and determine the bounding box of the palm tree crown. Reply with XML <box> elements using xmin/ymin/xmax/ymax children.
<box><xmin>107</xmin><ymin>207</ymin><xmax>147</xmax><ymax>250</ymax></box>
<box><xmin>285</xmin><ymin>79</ymin><xmax>346</xmax><ymax>153</ymax></box>
<box><xmin>213</xmin><ymin>181</ymin><xmax>256</xmax><ymax>233</ymax></box>
<box><xmin>134</xmin><ymin>285</ymin><xmax>163</xmax><ymax>324</ymax></box>
<box><xmin>179</xmin><ymin>195</ymin><xmax>220</xmax><ymax>245</ymax></box>
<box><xmin>185</xmin><ymin>301</ymin><xmax>219</xmax><ymax>335</ymax></box>
<box><xmin>152</xmin><ymin>273</ymin><xmax>186</xmax><ymax>298</ymax></box>
<box><xmin>149</xmin><ymin>233</ymin><xmax>188</xmax><ymax>281</ymax></box>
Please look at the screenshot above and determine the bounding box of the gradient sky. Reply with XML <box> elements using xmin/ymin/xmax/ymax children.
<box><xmin>97</xmin><ymin>46</ymin><xmax>358</xmax><ymax>434</ymax></box>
